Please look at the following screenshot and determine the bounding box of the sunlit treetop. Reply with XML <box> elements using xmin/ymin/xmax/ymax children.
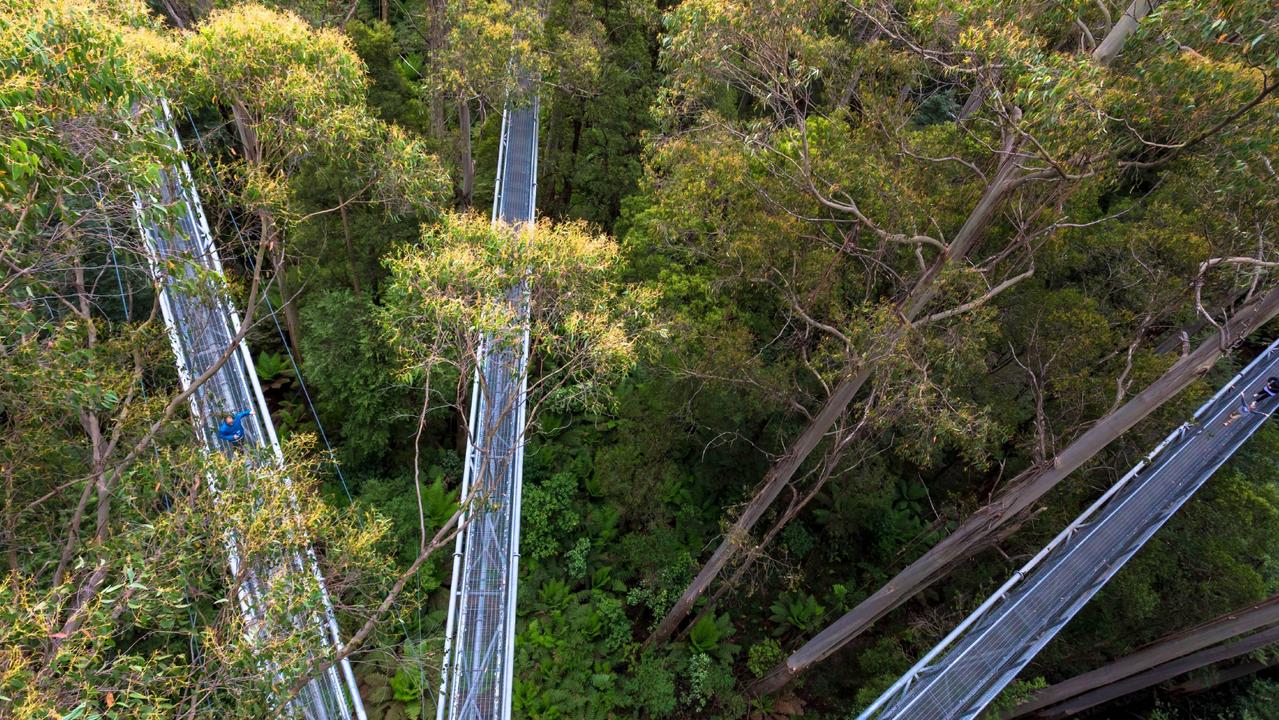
<box><xmin>178</xmin><ymin>5</ymin><xmax>447</xmax><ymax>224</ymax></box>
<box><xmin>0</xmin><ymin>0</ymin><xmax>186</xmax><ymax>238</ymax></box>
<box><xmin>183</xmin><ymin>6</ymin><xmax>367</xmax><ymax>161</ymax></box>
<box><xmin>381</xmin><ymin>211</ymin><xmax>656</xmax><ymax>418</ymax></box>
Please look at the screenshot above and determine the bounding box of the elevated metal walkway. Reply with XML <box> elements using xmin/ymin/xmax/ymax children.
<box><xmin>860</xmin><ymin>336</ymin><xmax>1279</xmax><ymax>720</ymax></box>
<box><xmin>134</xmin><ymin>105</ymin><xmax>366</xmax><ymax>720</ymax></box>
<box><xmin>437</xmin><ymin>90</ymin><xmax>540</xmax><ymax>720</ymax></box>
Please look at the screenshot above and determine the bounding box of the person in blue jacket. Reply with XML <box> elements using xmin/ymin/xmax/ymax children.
<box><xmin>217</xmin><ymin>409</ymin><xmax>252</xmax><ymax>448</ymax></box>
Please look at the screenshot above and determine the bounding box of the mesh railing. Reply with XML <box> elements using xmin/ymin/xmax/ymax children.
<box><xmin>861</xmin><ymin>336</ymin><xmax>1279</xmax><ymax>720</ymax></box>
<box><xmin>437</xmin><ymin>91</ymin><xmax>540</xmax><ymax>720</ymax></box>
<box><xmin>134</xmin><ymin>106</ymin><xmax>366</xmax><ymax>720</ymax></box>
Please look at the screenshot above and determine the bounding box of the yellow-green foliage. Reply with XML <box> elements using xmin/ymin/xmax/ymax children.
<box><xmin>0</xmin><ymin>4</ymin><xmax>417</xmax><ymax>716</ymax></box>
<box><xmin>183</xmin><ymin>5</ymin><xmax>447</xmax><ymax>224</ymax></box>
<box><xmin>382</xmin><ymin>212</ymin><xmax>654</xmax><ymax>417</ymax></box>
<box><xmin>184</xmin><ymin>5</ymin><xmax>366</xmax><ymax>142</ymax></box>
<box><xmin>427</xmin><ymin>0</ymin><xmax>605</xmax><ymax>103</ymax></box>
<box><xmin>0</xmin><ymin>425</ymin><xmax>397</xmax><ymax>718</ymax></box>
<box><xmin>0</xmin><ymin>0</ymin><xmax>177</xmax><ymax>202</ymax></box>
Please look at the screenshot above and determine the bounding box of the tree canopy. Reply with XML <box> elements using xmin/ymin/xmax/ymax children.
<box><xmin>5</xmin><ymin>0</ymin><xmax>1279</xmax><ymax>718</ymax></box>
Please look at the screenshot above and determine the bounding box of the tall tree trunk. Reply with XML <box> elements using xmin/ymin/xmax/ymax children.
<box><xmin>646</xmin><ymin>127</ymin><xmax>1026</xmax><ymax>647</ymax></box>
<box><xmin>50</xmin><ymin>260</ymin><xmax>115</xmax><ymax>634</ymax></box>
<box><xmin>75</xmin><ymin>261</ymin><xmax>112</xmax><ymax>547</ymax></box>
<box><xmin>561</xmin><ymin>99</ymin><xmax>584</xmax><ymax>210</ymax></box>
<box><xmin>1166</xmin><ymin>657</ymin><xmax>1279</xmax><ymax>695</ymax></box>
<box><xmin>3</xmin><ymin>461</ymin><xmax>17</xmax><ymax>579</ymax></box>
<box><xmin>459</xmin><ymin>96</ymin><xmax>475</xmax><ymax>206</ymax></box>
<box><xmin>749</xmin><ymin>8</ymin><xmax>1169</xmax><ymax>693</ymax></box>
<box><xmin>1092</xmin><ymin>0</ymin><xmax>1159</xmax><ymax>67</ymax></box>
<box><xmin>542</xmin><ymin>92</ymin><xmax>564</xmax><ymax>211</ymax></box>
<box><xmin>430</xmin><ymin>99</ymin><xmax>446</xmax><ymax>145</ymax></box>
<box><xmin>230</xmin><ymin>101</ymin><xmax>259</xmax><ymax>164</ymax></box>
<box><xmin>269</xmin><ymin>224</ymin><xmax>305</xmax><ymax>364</ymax></box>
<box><xmin>51</xmin><ymin>261</ymin><xmax>99</xmax><ymax>595</ymax></box>
<box><xmin>957</xmin><ymin>67</ymin><xmax>1001</xmax><ymax>121</ymax></box>
<box><xmin>337</xmin><ymin>192</ymin><xmax>362</xmax><ymax>295</ymax></box>
<box><xmin>428</xmin><ymin>0</ymin><xmax>447</xmax><ymax>142</ymax></box>
<box><xmin>1028</xmin><ymin>623</ymin><xmax>1279</xmax><ymax>718</ymax></box>
<box><xmin>1006</xmin><ymin>593</ymin><xmax>1279</xmax><ymax>717</ymax></box>
<box><xmin>750</xmin><ymin>282</ymin><xmax>1279</xmax><ymax>695</ymax></box>
<box><xmin>686</xmin><ymin>415</ymin><xmax>875</xmax><ymax>633</ymax></box>
<box><xmin>455</xmin><ymin>409</ymin><xmax>469</xmax><ymax>456</ymax></box>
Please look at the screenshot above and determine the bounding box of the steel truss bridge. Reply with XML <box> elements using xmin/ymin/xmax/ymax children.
<box><xmin>134</xmin><ymin>105</ymin><xmax>366</xmax><ymax>720</ymax></box>
<box><xmin>436</xmin><ymin>85</ymin><xmax>540</xmax><ymax>720</ymax></box>
<box><xmin>860</xmin><ymin>336</ymin><xmax>1279</xmax><ymax>719</ymax></box>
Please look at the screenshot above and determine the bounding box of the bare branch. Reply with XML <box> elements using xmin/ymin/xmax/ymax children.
<box><xmin>918</xmin><ymin>268</ymin><xmax>1035</xmax><ymax>326</ymax></box>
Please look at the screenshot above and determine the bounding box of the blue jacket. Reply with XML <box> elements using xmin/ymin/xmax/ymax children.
<box><xmin>217</xmin><ymin>410</ymin><xmax>252</xmax><ymax>443</ymax></box>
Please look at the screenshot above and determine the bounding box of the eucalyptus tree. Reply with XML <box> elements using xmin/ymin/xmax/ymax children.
<box><xmin>379</xmin><ymin>211</ymin><xmax>654</xmax><ymax>453</ymax></box>
<box><xmin>746</xmin><ymin>0</ymin><xmax>1279</xmax><ymax>695</ymax></box>
<box><xmin>379</xmin><ymin>210</ymin><xmax>651</xmax><ymax>537</ymax></box>
<box><xmin>408</xmin><ymin>0</ymin><xmax>604</xmax><ymax>204</ymax></box>
<box><xmin>421</xmin><ymin>0</ymin><xmax>540</xmax><ymax>203</ymax></box>
<box><xmin>1005</xmin><ymin>592</ymin><xmax>1279</xmax><ymax>718</ymax></box>
<box><xmin>1</xmin><ymin>3</ymin><xmax>188</xmax><ymax>663</ymax></box>
<box><xmin>639</xmin><ymin>0</ymin><xmax>1279</xmax><ymax>662</ymax></box>
<box><xmin>183</xmin><ymin>5</ymin><xmax>447</xmax><ymax>359</ymax></box>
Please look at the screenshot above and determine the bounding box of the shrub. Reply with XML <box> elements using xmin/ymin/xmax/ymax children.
<box><xmin>769</xmin><ymin>592</ymin><xmax>826</xmax><ymax>635</ymax></box>
<box><xmin>747</xmin><ymin>638</ymin><xmax>784</xmax><ymax>678</ymax></box>
<box><xmin>623</xmin><ymin>653</ymin><xmax>677</xmax><ymax>717</ymax></box>
<box><xmin>566</xmin><ymin>537</ymin><xmax>591</xmax><ymax>580</ymax></box>
<box><xmin>521</xmin><ymin>471</ymin><xmax>581</xmax><ymax>560</ymax></box>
